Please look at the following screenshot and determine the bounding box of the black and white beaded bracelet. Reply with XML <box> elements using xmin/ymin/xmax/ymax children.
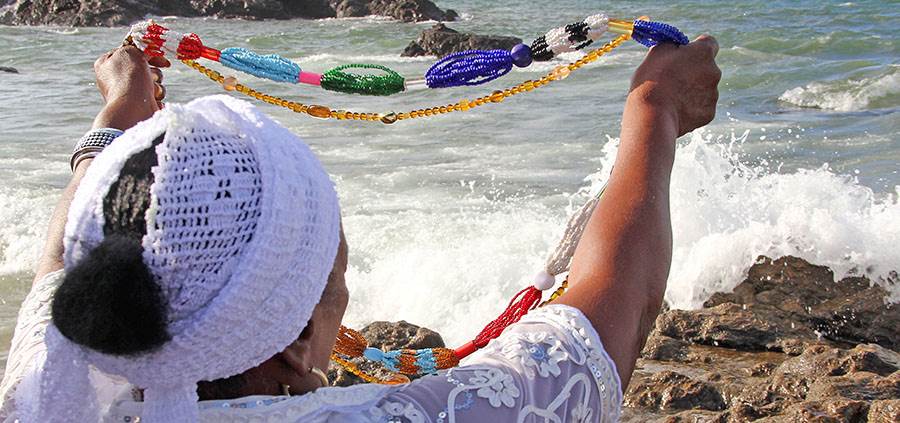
<box><xmin>70</xmin><ymin>128</ymin><xmax>124</xmax><ymax>171</ymax></box>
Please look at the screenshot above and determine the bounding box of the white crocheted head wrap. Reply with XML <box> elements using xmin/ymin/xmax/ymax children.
<box><xmin>16</xmin><ymin>95</ymin><xmax>341</xmax><ymax>422</ymax></box>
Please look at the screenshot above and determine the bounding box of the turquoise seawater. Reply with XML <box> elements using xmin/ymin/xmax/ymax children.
<box><xmin>0</xmin><ymin>1</ymin><xmax>898</xmax><ymax>364</ymax></box>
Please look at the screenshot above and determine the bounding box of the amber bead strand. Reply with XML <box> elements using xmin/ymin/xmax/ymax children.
<box><xmin>182</xmin><ymin>34</ymin><xmax>630</xmax><ymax>125</ymax></box>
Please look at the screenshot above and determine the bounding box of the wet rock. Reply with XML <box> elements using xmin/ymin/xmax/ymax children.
<box><xmin>641</xmin><ymin>334</ymin><xmax>690</xmax><ymax>362</ymax></box>
<box><xmin>806</xmin><ymin>371</ymin><xmax>900</xmax><ymax>402</ymax></box>
<box><xmin>625</xmin><ymin>371</ymin><xmax>726</xmax><ymax>411</ymax></box>
<box><xmin>726</xmin><ymin>402</ymin><xmax>776</xmax><ymax>421</ymax></box>
<box><xmin>0</xmin><ymin>0</ymin><xmax>456</xmax><ymax>26</ymax></box>
<box><xmin>356</xmin><ymin>320</ymin><xmax>445</xmax><ymax>351</ymax></box>
<box><xmin>868</xmin><ymin>399</ymin><xmax>900</xmax><ymax>422</ymax></box>
<box><xmin>658</xmin><ymin>410</ymin><xmax>726</xmax><ymax>422</ymax></box>
<box><xmin>777</xmin><ymin>399</ymin><xmax>870</xmax><ymax>422</ymax></box>
<box><xmin>0</xmin><ymin>0</ymin><xmax>148</xmax><ymax>26</ymax></box>
<box><xmin>747</xmin><ymin>362</ymin><xmax>778</xmax><ymax>377</ymax></box>
<box><xmin>654</xmin><ymin>302</ymin><xmax>790</xmax><ymax>352</ymax></box>
<box><xmin>326</xmin><ymin>320</ymin><xmax>444</xmax><ymax>386</ymax></box>
<box><xmin>737</xmin><ymin>372</ymin><xmax>811</xmax><ymax>406</ymax></box>
<box><xmin>402</xmin><ymin>23</ymin><xmax>522</xmax><ymax>58</ymax></box>
<box><xmin>330</xmin><ymin>0</ymin><xmax>457</xmax><ymax>22</ymax></box>
<box><xmin>703</xmin><ymin>256</ymin><xmax>900</xmax><ymax>351</ymax></box>
<box><xmin>0</xmin><ymin>66</ymin><xmax>19</xmax><ymax>74</ymax></box>
<box><xmin>777</xmin><ymin>344</ymin><xmax>900</xmax><ymax>379</ymax></box>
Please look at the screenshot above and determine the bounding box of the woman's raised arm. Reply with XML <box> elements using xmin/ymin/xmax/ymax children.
<box><xmin>33</xmin><ymin>46</ymin><xmax>165</xmax><ymax>284</ymax></box>
<box><xmin>557</xmin><ymin>35</ymin><xmax>721</xmax><ymax>388</ymax></box>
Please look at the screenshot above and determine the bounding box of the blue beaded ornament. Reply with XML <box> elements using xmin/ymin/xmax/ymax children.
<box><xmin>631</xmin><ymin>20</ymin><xmax>689</xmax><ymax>47</ymax></box>
<box><xmin>219</xmin><ymin>47</ymin><xmax>301</xmax><ymax>83</ymax></box>
<box><xmin>426</xmin><ymin>49</ymin><xmax>514</xmax><ymax>89</ymax></box>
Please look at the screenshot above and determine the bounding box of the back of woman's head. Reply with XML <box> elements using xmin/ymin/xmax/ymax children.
<box><xmin>29</xmin><ymin>95</ymin><xmax>342</xmax><ymax>422</ymax></box>
<box><xmin>51</xmin><ymin>134</ymin><xmax>169</xmax><ymax>355</ymax></box>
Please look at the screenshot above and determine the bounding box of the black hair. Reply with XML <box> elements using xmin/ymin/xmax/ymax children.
<box><xmin>52</xmin><ymin>134</ymin><xmax>170</xmax><ymax>356</ymax></box>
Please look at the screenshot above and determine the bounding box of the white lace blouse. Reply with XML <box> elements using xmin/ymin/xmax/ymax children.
<box><xmin>1</xmin><ymin>271</ymin><xmax>623</xmax><ymax>422</ymax></box>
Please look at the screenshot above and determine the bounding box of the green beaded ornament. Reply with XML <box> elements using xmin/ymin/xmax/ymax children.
<box><xmin>320</xmin><ymin>64</ymin><xmax>406</xmax><ymax>96</ymax></box>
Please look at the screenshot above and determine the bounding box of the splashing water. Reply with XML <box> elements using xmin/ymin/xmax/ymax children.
<box><xmin>339</xmin><ymin>129</ymin><xmax>900</xmax><ymax>345</ymax></box>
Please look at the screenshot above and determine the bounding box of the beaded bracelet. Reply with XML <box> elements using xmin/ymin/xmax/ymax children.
<box><xmin>127</xmin><ymin>14</ymin><xmax>687</xmax><ymax>98</ymax></box>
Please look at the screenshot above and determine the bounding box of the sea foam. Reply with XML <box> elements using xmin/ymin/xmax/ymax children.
<box><xmin>340</xmin><ymin>129</ymin><xmax>900</xmax><ymax>345</ymax></box>
<box><xmin>779</xmin><ymin>65</ymin><xmax>900</xmax><ymax>111</ymax></box>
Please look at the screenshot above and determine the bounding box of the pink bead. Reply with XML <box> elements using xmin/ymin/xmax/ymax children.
<box><xmin>299</xmin><ymin>72</ymin><xmax>322</xmax><ymax>86</ymax></box>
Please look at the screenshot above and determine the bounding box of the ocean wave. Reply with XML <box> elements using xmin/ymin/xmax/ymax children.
<box><xmin>0</xmin><ymin>187</ymin><xmax>55</xmax><ymax>275</ymax></box>
<box><xmin>658</xmin><ymin>130</ymin><xmax>899</xmax><ymax>309</ymax></box>
<box><xmin>340</xmin><ymin>129</ymin><xmax>899</xmax><ymax>344</ymax></box>
<box><xmin>779</xmin><ymin>65</ymin><xmax>900</xmax><ymax>111</ymax></box>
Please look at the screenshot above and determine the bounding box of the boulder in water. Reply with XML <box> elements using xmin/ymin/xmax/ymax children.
<box><xmin>402</xmin><ymin>23</ymin><xmax>522</xmax><ymax>58</ymax></box>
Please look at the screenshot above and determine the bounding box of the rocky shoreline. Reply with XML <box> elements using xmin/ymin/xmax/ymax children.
<box><xmin>0</xmin><ymin>0</ymin><xmax>458</xmax><ymax>27</ymax></box>
<box><xmin>331</xmin><ymin>256</ymin><xmax>899</xmax><ymax>422</ymax></box>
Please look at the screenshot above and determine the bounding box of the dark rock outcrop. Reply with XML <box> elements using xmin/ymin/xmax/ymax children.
<box><xmin>625</xmin><ymin>370</ymin><xmax>727</xmax><ymax>411</ymax></box>
<box><xmin>402</xmin><ymin>23</ymin><xmax>522</xmax><ymax>58</ymax></box>
<box><xmin>326</xmin><ymin>320</ymin><xmax>445</xmax><ymax>386</ymax></box>
<box><xmin>659</xmin><ymin>256</ymin><xmax>900</xmax><ymax>354</ymax></box>
<box><xmin>0</xmin><ymin>0</ymin><xmax>456</xmax><ymax>27</ymax></box>
<box><xmin>0</xmin><ymin>66</ymin><xmax>18</xmax><ymax>73</ymax></box>
<box><xmin>868</xmin><ymin>399</ymin><xmax>900</xmax><ymax>422</ymax></box>
<box><xmin>621</xmin><ymin>256</ymin><xmax>899</xmax><ymax>422</ymax></box>
<box><xmin>329</xmin><ymin>0</ymin><xmax>456</xmax><ymax>22</ymax></box>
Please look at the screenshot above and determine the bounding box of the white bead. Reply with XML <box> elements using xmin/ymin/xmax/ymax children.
<box><xmin>533</xmin><ymin>270</ymin><xmax>555</xmax><ymax>291</ymax></box>
<box><xmin>404</xmin><ymin>78</ymin><xmax>428</xmax><ymax>91</ymax></box>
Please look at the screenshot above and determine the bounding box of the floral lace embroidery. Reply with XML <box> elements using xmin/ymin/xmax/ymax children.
<box><xmin>469</xmin><ymin>368</ymin><xmax>520</xmax><ymax>408</ymax></box>
<box><xmin>371</xmin><ymin>401</ymin><xmax>425</xmax><ymax>423</ymax></box>
<box><xmin>521</xmin><ymin>305</ymin><xmax>623</xmax><ymax>423</ymax></box>
<box><xmin>518</xmin><ymin>373</ymin><xmax>593</xmax><ymax>423</ymax></box>
<box><xmin>571</xmin><ymin>401</ymin><xmax>594</xmax><ymax>423</ymax></box>
<box><xmin>498</xmin><ymin>332</ymin><xmax>568</xmax><ymax>378</ymax></box>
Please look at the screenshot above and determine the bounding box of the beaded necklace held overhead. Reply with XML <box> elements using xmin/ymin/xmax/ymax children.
<box><xmin>126</xmin><ymin>14</ymin><xmax>687</xmax><ymax>124</ymax></box>
<box><xmin>122</xmin><ymin>13</ymin><xmax>687</xmax><ymax>384</ymax></box>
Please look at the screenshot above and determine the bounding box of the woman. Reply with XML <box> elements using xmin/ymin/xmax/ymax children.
<box><xmin>0</xmin><ymin>32</ymin><xmax>719</xmax><ymax>422</ymax></box>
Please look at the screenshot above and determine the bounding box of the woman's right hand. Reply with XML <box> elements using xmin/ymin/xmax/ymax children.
<box><xmin>91</xmin><ymin>46</ymin><xmax>169</xmax><ymax>130</ymax></box>
<box><xmin>94</xmin><ymin>45</ymin><xmax>169</xmax><ymax>110</ymax></box>
<box><xmin>628</xmin><ymin>35</ymin><xmax>721</xmax><ymax>136</ymax></box>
